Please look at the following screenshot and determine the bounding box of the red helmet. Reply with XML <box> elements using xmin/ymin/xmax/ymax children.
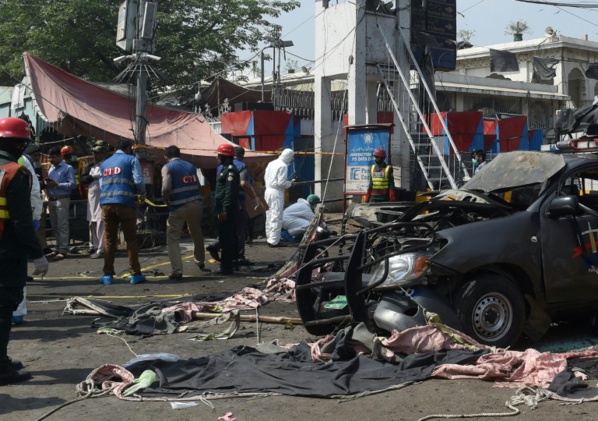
<box><xmin>61</xmin><ymin>146</ymin><xmax>73</xmax><ymax>156</ymax></box>
<box><xmin>373</xmin><ymin>148</ymin><xmax>386</xmax><ymax>158</ymax></box>
<box><xmin>0</xmin><ymin>117</ymin><xmax>31</xmax><ymax>141</ymax></box>
<box><xmin>216</xmin><ymin>144</ymin><xmax>235</xmax><ymax>157</ymax></box>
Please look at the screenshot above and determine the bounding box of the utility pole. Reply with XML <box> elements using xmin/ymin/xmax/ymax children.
<box><xmin>114</xmin><ymin>0</ymin><xmax>159</xmax><ymax>145</ymax></box>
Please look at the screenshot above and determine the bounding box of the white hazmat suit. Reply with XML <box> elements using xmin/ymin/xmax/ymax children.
<box><xmin>264</xmin><ymin>149</ymin><xmax>294</xmax><ymax>246</ymax></box>
<box><xmin>282</xmin><ymin>198</ymin><xmax>314</xmax><ymax>237</ymax></box>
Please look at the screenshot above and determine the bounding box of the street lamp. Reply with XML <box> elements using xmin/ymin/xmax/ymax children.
<box><xmin>260</xmin><ymin>39</ymin><xmax>294</xmax><ymax>105</ymax></box>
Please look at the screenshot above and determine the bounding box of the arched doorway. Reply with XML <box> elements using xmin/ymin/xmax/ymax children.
<box><xmin>568</xmin><ymin>68</ymin><xmax>585</xmax><ymax>108</ymax></box>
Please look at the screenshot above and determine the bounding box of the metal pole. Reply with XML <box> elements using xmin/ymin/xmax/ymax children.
<box><xmin>135</xmin><ymin>62</ymin><xmax>147</xmax><ymax>144</ymax></box>
<box><xmin>135</xmin><ymin>0</ymin><xmax>148</xmax><ymax>145</ymax></box>
<box><xmin>261</xmin><ymin>51</ymin><xmax>265</xmax><ymax>102</ymax></box>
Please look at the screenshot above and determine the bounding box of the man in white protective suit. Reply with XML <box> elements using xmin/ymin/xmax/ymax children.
<box><xmin>264</xmin><ymin>148</ymin><xmax>295</xmax><ymax>247</ymax></box>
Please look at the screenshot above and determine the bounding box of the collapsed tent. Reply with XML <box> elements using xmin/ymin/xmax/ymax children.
<box><xmin>22</xmin><ymin>52</ymin><xmax>273</xmax><ymax>169</ymax></box>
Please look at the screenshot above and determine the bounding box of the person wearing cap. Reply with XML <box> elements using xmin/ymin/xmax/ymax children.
<box><xmin>206</xmin><ymin>146</ymin><xmax>258</xmax><ymax>265</ymax></box>
<box><xmin>99</xmin><ymin>138</ymin><xmax>146</xmax><ymax>285</ymax></box>
<box><xmin>0</xmin><ymin>117</ymin><xmax>48</xmax><ymax>385</ymax></box>
<box><xmin>45</xmin><ymin>146</ymin><xmax>77</xmax><ymax>260</ymax></box>
<box><xmin>60</xmin><ymin>146</ymin><xmax>84</xmax><ymax>200</ymax></box>
<box><xmin>281</xmin><ymin>194</ymin><xmax>321</xmax><ymax>243</ymax></box>
<box><xmin>213</xmin><ymin>144</ymin><xmax>240</xmax><ymax>275</ymax></box>
<box><xmin>365</xmin><ymin>148</ymin><xmax>396</xmax><ymax>203</ymax></box>
<box><xmin>81</xmin><ymin>141</ymin><xmax>109</xmax><ymax>259</ymax></box>
<box><xmin>161</xmin><ymin>145</ymin><xmax>209</xmax><ymax>280</ymax></box>
<box><xmin>264</xmin><ymin>148</ymin><xmax>296</xmax><ymax>247</ymax></box>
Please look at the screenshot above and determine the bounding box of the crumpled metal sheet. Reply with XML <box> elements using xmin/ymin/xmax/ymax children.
<box><xmin>463</xmin><ymin>151</ymin><xmax>566</xmax><ymax>192</ymax></box>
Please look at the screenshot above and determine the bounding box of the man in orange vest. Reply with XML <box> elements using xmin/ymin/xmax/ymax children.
<box><xmin>365</xmin><ymin>148</ymin><xmax>396</xmax><ymax>203</ymax></box>
<box><xmin>0</xmin><ymin>117</ymin><xmax>48</xmax><ymax>385</ymax></box>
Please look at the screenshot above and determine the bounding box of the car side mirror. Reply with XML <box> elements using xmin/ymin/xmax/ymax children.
<box><xmin>548</xmin><ymin>195</ymin><xmax>579</xmax><ymax>218</ymax></box>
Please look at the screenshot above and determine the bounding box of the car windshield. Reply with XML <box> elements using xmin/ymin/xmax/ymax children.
<box><xmin>462</xmin><ymin>151</ymin><xmax>566</xmax><ymax>194</ymax></box>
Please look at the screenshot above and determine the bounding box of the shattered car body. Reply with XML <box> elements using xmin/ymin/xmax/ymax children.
<box><xmin>296</xmin><ymin>151</ymin><xmax>598</xmax><ymax>347</ymax></box>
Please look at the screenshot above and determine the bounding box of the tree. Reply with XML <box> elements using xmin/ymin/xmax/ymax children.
<box><xmin>505</xmin><ymin>21</ymin><xmax>531</xmax><ymax>36</ymax></box>
<box><xmin>457</xmin><ymin>30</ymin><xmax>475</xmax><ymax>43</ymax></box>
<box><xmin>0</xmin><ymin>0</ymin><xmax>300</xmax><ymax>100</ymax></box>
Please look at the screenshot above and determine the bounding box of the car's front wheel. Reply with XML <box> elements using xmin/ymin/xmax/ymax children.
<box><xmin>455</xmin><ymin>273</ymin><xmax>525</xmax><ymax>348</ymax></box>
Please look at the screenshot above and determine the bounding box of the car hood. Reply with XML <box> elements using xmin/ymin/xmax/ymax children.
<box><xmin>462</xmin><ymin>151</ymin><xmax>566</xmax><ymax>192</ymax></box>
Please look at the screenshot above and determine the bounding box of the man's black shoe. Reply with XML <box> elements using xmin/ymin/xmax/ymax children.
<box><xmin>268</xmin><ymin>242</ymin><xmax>287</xmax><ymax>248</ymax></box>
<box><xmin>7</xmin><ymin>357</ymin><xmax>23</xmax><ymax>371</ymax></box>
<box><xmin>206</xmin><ymin>244</ymin><xmax>220</xmax><ymax>262</ymax></box>
<box><xmin>168</xmin><ymin>272</ymin><xmax>183</xmax><ymax>280</ymax></box>
<box><xmin>0</xmin><ymin>366</ymin><xmax>32</xmax><ymax>386</ymax></box>
<box><xmin>197</xmin><ymin>263</ymin><xmax>212</xmax><ymax>273</ymax></box>
<box><xmin>235</xmin><ymin>257</ymin><xmax>254</xmax><ymax>266</ymax></box>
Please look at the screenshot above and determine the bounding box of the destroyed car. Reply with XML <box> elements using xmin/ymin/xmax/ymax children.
<box><xmin>296</xmin><ymin>150</ymin><xmax>598</xmax><ymax>347</ymax></box>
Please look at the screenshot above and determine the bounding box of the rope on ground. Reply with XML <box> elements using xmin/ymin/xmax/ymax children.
<box><xmin>105</xmin><ymin>332</ymin><xmax>139</xmax><ymax>358</ymax></box>
<box><xmin>417</xmin><ymin>401</ymin><xmax>520</xmax><ymax>421</ymax></box>
<box><xmin>34</xmin><ymin>373</ymin><xmax>118</xmax><ymax>421</ymax></box>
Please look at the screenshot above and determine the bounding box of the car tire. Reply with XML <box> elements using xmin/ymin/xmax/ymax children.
<box><xmin>455</xmin><ymin>273</ymin><xmax>525</xmax><ymax>348</ymax></box>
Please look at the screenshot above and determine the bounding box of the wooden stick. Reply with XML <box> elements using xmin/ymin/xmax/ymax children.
<box><xmin>192</xmin><ymin>312</ymin><xmax>303</xmax><ymax>325</ymax></box>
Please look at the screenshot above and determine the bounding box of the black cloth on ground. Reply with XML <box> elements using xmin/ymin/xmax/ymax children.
<box><xmin>125</xmin><ymin>342</ymin><xmax>489</xmax><ymax>398</ymax></box>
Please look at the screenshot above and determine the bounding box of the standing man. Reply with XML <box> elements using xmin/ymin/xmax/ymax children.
<box><xmin>213</xmin><ymin>144</ymin><xmax>239</xmax><ymax>275</ymax></box>
<box><xmin>365</xmin><ymin>148</ymin><xmax>396</xmax><ymax>203</ymax></box>
<box><xmin>161</xmin><ymin>145</ymin><xmax>209</xmax><ymax>280</ymax></box>
<box><xmin>81</xmin><ymin>141</ymin><xmax>108</xmax><ymax>259</ymax></box>
<box><xmin>206</xmin><ymin>146</ymin><xmax>259</xmax><ymax>264</ymax></box>
<box><xmin>25</xmin><ymin>145</ymin><xmax>51</xmax><ymax>255</ymax></box>
<box><xmin>0</xmin><ymin>117</ymin><xmax>48</xmax><ymax>385</ymax></box>
<box><xmin>45</xmin><ymin>146</ymin><xmax>76</xmax><ymax>260</ymax></box>
<box><xmin>264</xmin><ymin>148</ymin><xmax>295</xmax><ymax>247</ymax></box>
<box><xmin>99</xmin><ymin>138</ymin><xmax>146</xmax><ymax>285</ymax></box>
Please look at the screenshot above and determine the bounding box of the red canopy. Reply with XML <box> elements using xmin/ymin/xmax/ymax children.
<box><xmin>23</xmin><ymin>52</ymin><xmax>272</xmax><ymax>168</ymax></box>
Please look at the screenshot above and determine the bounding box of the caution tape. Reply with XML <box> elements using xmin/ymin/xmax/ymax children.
<box><xmin>143</xmin><ymin>197</ymin><xmax>167</xmax><ymax>207</ymax></box>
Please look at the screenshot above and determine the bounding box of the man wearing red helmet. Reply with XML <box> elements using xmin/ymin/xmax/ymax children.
<box><xmin>365</xmin><ymin>148</ymin><xmax>396</xmax><ymax>203</ymax></box>
<box><xmin>213</xmin><ymin>144</ymin><xmax>240</xmax><ymax>275</ymax></box>
<box><xmin>0</xmin><ymin>117</ymin><xmax>48</xmax><ymax>385</ymax></box>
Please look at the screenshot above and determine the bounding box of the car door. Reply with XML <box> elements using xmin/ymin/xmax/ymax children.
<box><xmin>541</xmin><ymin>167</ymin><xmax>598</xmax><ymax>304</ymax></box>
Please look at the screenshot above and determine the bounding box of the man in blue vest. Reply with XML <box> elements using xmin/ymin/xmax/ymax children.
<box><xmin>99</xmin><ymin>138</ymin><xmax>146</xmax><ymax>285</ymax></box>
<box><xmin>161</xmin><ymin>145</ymin><xmax>210</xmax><ymax>280</ymax></box>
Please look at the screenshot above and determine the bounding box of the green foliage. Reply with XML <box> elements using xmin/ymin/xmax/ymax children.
<box><xmin>0</xmin><ymin>0</ymin><xmax>300</xmax><ymax>99</ymax></box>
<box><xmin>505</xmin><ymin>21</ymin><xmax>531</xmax><ymax>36</ymax></box>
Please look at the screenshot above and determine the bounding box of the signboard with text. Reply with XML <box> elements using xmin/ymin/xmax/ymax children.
<box><xmin>345</xmin><ymin>128</ymin><xmax>391</xmax><ymax>194</ymax></box>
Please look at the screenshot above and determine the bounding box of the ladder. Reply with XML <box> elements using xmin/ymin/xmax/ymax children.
<box><xmin>376</xmin><ymin>24</ymin><xmax>470</xmax><ymax>190</ymax></box>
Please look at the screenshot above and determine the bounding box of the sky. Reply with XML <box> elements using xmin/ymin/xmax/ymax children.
<box><xmin>237</xmin><ymin>0</ymin><xmax>598</xmax><ymax>75</ymax></box>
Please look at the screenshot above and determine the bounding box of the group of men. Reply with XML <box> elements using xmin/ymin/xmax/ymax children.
<box><xmin>0</xmin><ymin>125</ymin><xmax>318</xmax><ymax>385</ymax></box>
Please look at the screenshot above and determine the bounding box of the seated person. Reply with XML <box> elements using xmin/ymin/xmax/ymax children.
<box><xmin>281</xmin><ymin>194</ymin><xmax>321</xmax><ymax>242</ymax></box>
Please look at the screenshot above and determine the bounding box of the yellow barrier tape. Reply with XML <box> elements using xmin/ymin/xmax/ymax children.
<box><xmin>144</xmin><ymin>198</ymin><xmax>168</xmax><ymax>208</ymax></box>
<box><xmin>28</xmin><ymin>294</ymin><xmax>191</xmax><ymax>299</ymax></box>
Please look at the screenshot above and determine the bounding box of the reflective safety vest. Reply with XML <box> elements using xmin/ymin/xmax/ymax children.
<box><xmin>164</xmin><ymin>159</ymin><xmax>202</xmax><ymax>210</ymax></box>
<box><xmin>100</xmin><ymin>153</ymin><xmax>136</xmax><ymax>207</ymax></box>
<box><xmin>0</xmin><ymin>162</ymin><xmax>24</xmax><ymax>240</ymax></box>
<box><xmin>371</xmin><ymin>164</ymin><xmax>391</xmax><ymax>194</ymax></box>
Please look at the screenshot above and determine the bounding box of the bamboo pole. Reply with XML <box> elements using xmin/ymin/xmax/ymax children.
<box><xmin>192</xmin><ymin>312</ymin><xmax>302</xmax><ymax>325</ymax></box>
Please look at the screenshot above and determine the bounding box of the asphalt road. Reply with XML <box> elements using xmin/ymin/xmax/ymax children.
<box><xmin>3</xmin><ymin>235</ymin><xmax>598</xmax><ymax>421</ymax></box>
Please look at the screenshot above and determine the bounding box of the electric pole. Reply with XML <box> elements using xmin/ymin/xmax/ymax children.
<box><xmin>114</xmin><ymin>0</ymin><xmax>160</xmax><ymax>145</ymax></box>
